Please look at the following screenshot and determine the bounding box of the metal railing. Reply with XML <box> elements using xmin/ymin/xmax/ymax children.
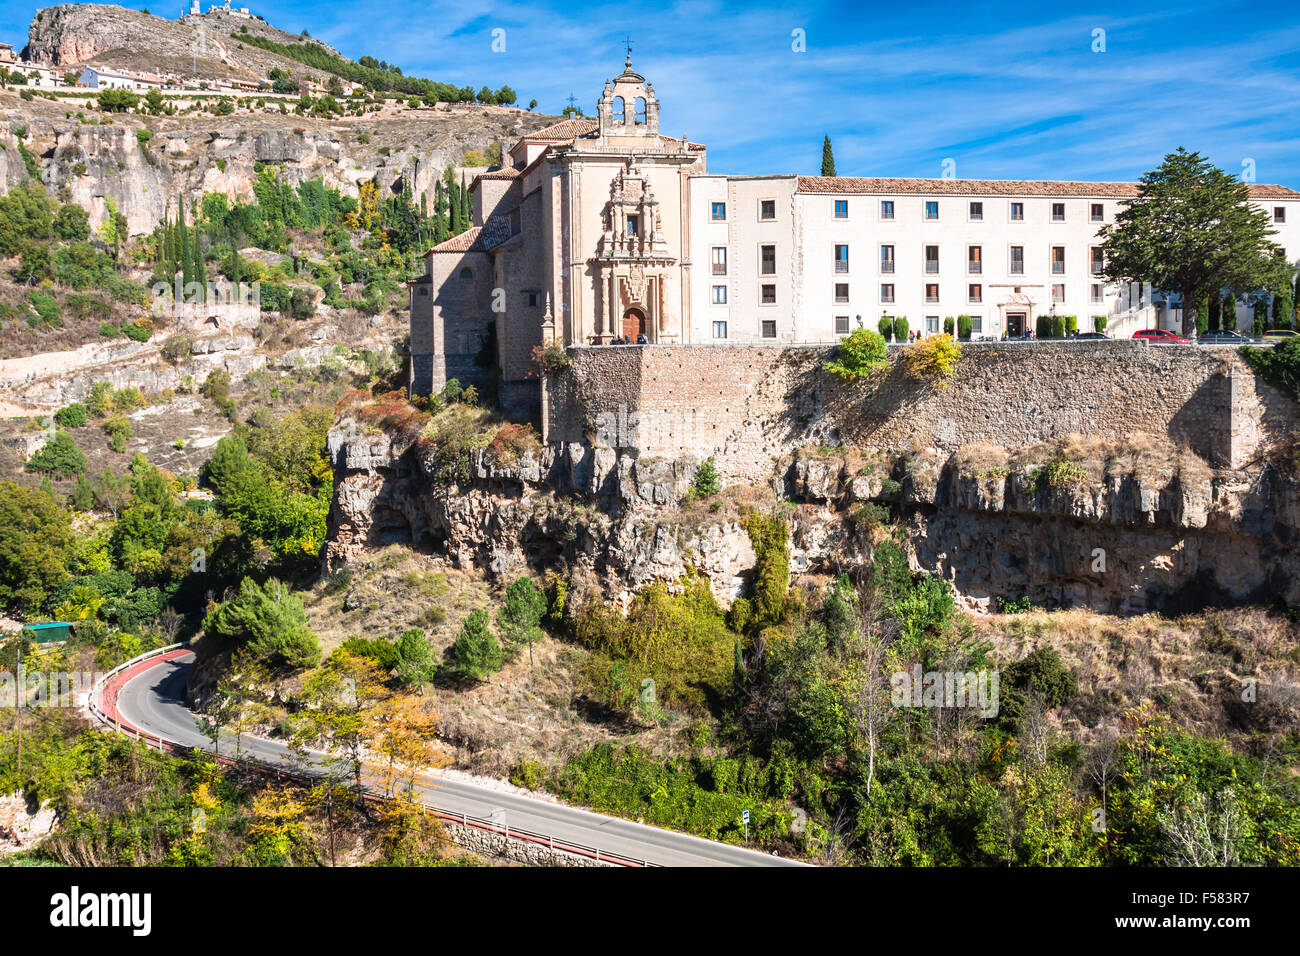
<box><xmin>89</xmin><ymin>645</ymin><xmax>661</xmax><ymax>867</ymax></box>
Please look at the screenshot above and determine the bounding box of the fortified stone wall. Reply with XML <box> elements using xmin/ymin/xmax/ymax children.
<box><xmin>544</xmin><ymin>342</ymin><xmax>1293</xmax><ymax>480</ymax></box>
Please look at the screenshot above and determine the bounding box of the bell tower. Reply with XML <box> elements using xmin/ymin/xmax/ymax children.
<box><xmin>596</xmin><ymin>47</ymin><xmax>660</xmax><ymax>139</ymax></box>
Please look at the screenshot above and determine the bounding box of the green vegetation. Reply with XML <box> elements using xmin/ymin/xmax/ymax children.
<box><xmin>823</xmin><ymin>327</ymin><xmax>888</xmax><ymax>381</ymax></box>
<box><xmin>1241</xmin><ymin>337</ymin><xmax>1300</xmax><ymax>398</ymax></box>
<box><xmin>449</xmin><ymin>608</ymin><xmax>504</xmax><ymax>680</ymax></box>
<box><xmin>1099</xmin><ymin>148</ymin><xmax>1282</xmax><ymax>337</ymax></box>
<box><xmin>25</xmin><ymin>432</ymin><xmax>86</xmax><ymax>479</ymax></box>
<box><xmin>203</xmin><ymin>576</ymin><xmax>322</xmax><ymax>669</ymax></box>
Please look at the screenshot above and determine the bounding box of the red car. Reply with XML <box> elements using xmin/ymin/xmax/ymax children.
<box><xmin>1133</xmin><ymin>328</ymin><xmax>1192</xmax><ymax>345</ymax></box>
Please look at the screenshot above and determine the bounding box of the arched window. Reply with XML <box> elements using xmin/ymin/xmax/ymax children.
<box><xmin>634</xmin><ymin>97</ymin><xmax>646</xmax><ymax>125</ymax></box>
<box><xmin>612</xmin><ymin>96</ymin><xmax>625</xmax><ymax>124</ymax></box>
<box><xmin>459</xmin><ymin>267</ymin><xmax>473</xmax><ymax>279</ymax></box>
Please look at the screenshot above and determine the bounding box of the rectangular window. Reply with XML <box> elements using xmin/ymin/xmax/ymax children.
<box><xmin>880</xmin><ymin>244</ymin><xmax>895</xmax><ymax>274</ymax></box>
<box><xmin>1275</xmin><ymin>206</ymin><xmax>1287</xmax><ymax>223</ymax></box>
<box><xmin>1052</xmin><ymin>283</ymin><xmax>1065</xmax><ymax>303</ymax></box>
<box><xmin>1090</xmin><ymin>247</ymin><xmax>1104</xmax><ymax>275</ymax></box>
<box><xmin>1051</xmin><ymin>245</ymin><xmax>1065</xmax><ymax>275</ymax></box>
<box><xmin>627</xmin><ymin>214</ymin><xmax>639</xmax><ymax>237</ymax></box>
<box><xmin>924</xmin><ymin>200</ymin><xmax>939</xmax><ymax>220</ymax></box>
<box><xmin>525</xmin><ymin>291</ymin><xmax>541</xmax><ymax>307</ymax></box>
<box><xmin>1010</xmin><ymin>202</ymin><xmax>1024</xmax><ymax>221</ymax></box>
<box><xmin>761</xmin><ymin>319</ymin><xmax>777</xmax><ymax>339</ymax></box>
<box><xmin>761</xmin><ymin>283</ymin><xmax>777</xmax><ymax>305</ymax></box>
<box><xmin>1051</xmin><ymin>202</ymin><xmax>1066</xmax><ymax>222</ymax></box>
<box><xmin>1010</xmin><ymin>245</ymin><xmax>1024</xmax><ymax>275</ymax></box>
<box><xmin>969</xmin><ymin>201</ymin><xmax>983</xmax><ymax>221</ymax></box>
<box><xmin>1090</xmin><ymin>283</ymin><xmax>1103</xmax><ymax>303</ymax></box>
<box><xmin>834</xmin><ymin>315</ymin><xmax>850</xmax><ymax>335</ymax></box>
<box><xmin>711</xmin><ymin>246</ymin><xmax>727</xmax><ymax>275</ymax></box>
<box><xmin>760</xmin><ymin>244</ymin><xmax>777</xmax><ymax>275</ymax></box>
<box><xmin>924</xmin><ymin>244</ymin><xmax>940</xmax><ymax>274</ymax></box>
<box><xmin>712</xmin><ymin>320</ymin><xmax>727</xmax><ymax>339</ymax></box>
<box><xmin>711</xmin><ymin>285</ymin><xmax>727</xmax><ymax>305</ymax></box>
<box><xmin>880</xmin><ymin>200</ymin><xmax>894</xmax><ymax>220</ymax></box>
<box><xmin>969</xmin><ymin>283</ymin><xmax>982</xmax><ymax>303</ymax></box>
<box><xmin>834</xmin><ymin>200</ymin><xmax>849</xmax><ymax>219</ymax></box>
<box><xmin>834</xmin><ymin>282</ymin><xmax>850</xmax><ymax>304</ymax></box>
<box><xmin>881</xmin><ymin>283</ymin><xmax>895</xmax><ymax>303</ymax></box>
<box><xmin>968</xmin><ymin>245</ymin><xmax>982</xmax><ymax>274</ymax></box>
<box><xmin>834</xmin><ymin>244</ymin><xmax>850</xmax><ymax>273</ymax></box>
<box><xmin>711</xmin><ymin>201</ymin><xmax>726</xmax><ymax>221</ymax></box>
<box><xmin>760</xmin><ymin>199</ymin><xmax>776</xmax><ymax>221</ymax></box>
<box><xmin>926</xmin><ymin>315</ymin><xmax>940</xmax><ymax>333</ymax></box>
<box><xmin>970</xmin><ymin>314</ymin><xmax>983</xmax><ymax>333</ymax></box>
<box><xmin>1090</xmin><ymin>203</ymin><xmax>1104</xmax><ymax>222</ymax></box>
<box><xmin>925</xmin><ymin>283</ymin><xmax>939</xmax><ymax>303</ymax></box>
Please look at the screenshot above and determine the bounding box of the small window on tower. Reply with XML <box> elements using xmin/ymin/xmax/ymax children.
<box><xmin>459</xmin><ymin>267</ymin><xmax>473</xmax><ymax>279</ymax></box>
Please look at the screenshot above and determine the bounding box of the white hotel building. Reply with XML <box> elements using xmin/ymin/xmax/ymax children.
<box><xmin>409</xmin><ymin>56</ymin><xmax>1300</xmax><ymax>415</ymax></box>
<box><xmin>689</xmin><ymin>176</ymin><xmax>1300</xmax><ymax>343</ymax></box>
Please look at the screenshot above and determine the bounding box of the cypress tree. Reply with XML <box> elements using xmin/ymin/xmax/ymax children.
<box><xmin>460</xmin><ymin>172</ymin><xmax>471</xmax><ymax>229</ymax></box>
<box><xmin>1207</xmin><ymin>292</ymin><xmax>1221</xmax><ymax>331</ymax></box>
<box><xmin>1222</xmin><ymin>292</ymin><xmax>1237</xmax><ymax>332</ymax></box>
<box><xmin>821</xmin><ymin>135</ymin><xmax>836</xmax><ymax>177</ymax></box>
<box><xmin>433</xmin><ymin>180</ymin><xmax>449</xmax><ymax>244</ymax></box>
<box><xmin>190</xmin><ymin>232</ymin><xmax>205</xmax><ymax>303</ymax></box>
<box><xmin>178</xmin><ymin>202</ymin><xmax>192</xmax><ymax>288</ymax></box>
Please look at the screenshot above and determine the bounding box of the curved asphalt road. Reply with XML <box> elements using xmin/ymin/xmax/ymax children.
<box><xmin>110</xmin><ymin>651</ymin><xmax>806</xmax><ymax>867</ymax></box>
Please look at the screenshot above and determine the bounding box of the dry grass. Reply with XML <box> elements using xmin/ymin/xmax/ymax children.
<box><xmin>974</xmin><ymin>605</ymin><xmax>1300</xmax><ymax>745</ymax></box>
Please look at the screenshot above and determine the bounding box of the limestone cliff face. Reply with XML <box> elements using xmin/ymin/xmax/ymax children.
<box><xmin>324</xmin><ymin>419</ymin><xmax>1300</xmax><ymax>613</ymax></box>
<box><xmin>3</xmin><ymin>91</ymin><xmax>558</xmax><ymax>236</ymax></box>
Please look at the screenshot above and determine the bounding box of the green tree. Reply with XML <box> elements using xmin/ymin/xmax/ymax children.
<box><xmin>0</xmin><ymin>481</ymin><xmax>73</xmax><ymax>610</ymax></box>
<box><xmin>25</xmin><ymin>431</ymin><xmax>86</xmax><ymax>479</ymax></box>
<box><xmin>450</xmin><ymin>609</ymin><xmax>504</xmax><ymax>680</ymax></box>
<box><xmin>878</xmin><ymin>315</ymin><xmax>893</xmax><ymax>342</ymax></box>
<box><xmin>394</xmin><ymin>627</ymin><xmax>438</xmax><ymax>692</ymax></box>
<box><xmin>497</xmin><ymin>578</ymin><xmax>546</xmax><ymax>666</ymax></box>
<box><xmin>821</xmin><ymin>135</ymin><xmax>836</xmax><ymax>177</ymax></box>
<box><xmin>203</xmin><ymin>576</ymin><xmax>322</xmax><ymax>669</ymax></box>
<box><xmin>1099</xmin><ymin>148</ymin><xmax>1278</xmax><ymax>336</ymax></box>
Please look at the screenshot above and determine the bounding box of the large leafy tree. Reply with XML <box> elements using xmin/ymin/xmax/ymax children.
<box><xmin>0</xmin><ymin>481</ymin><xmax>74</xmax><ymax>611</ymax></box>
<box><xmin>1099</xmin><ymin>148</ymin><xmax>1278</xmax><ymax>335</ymax></box>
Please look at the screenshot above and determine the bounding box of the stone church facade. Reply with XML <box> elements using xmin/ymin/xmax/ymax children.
<box><xmin>409</xmin><ymin>56</ymin><xmax>1300</xmax><ymax>416</ymax></box>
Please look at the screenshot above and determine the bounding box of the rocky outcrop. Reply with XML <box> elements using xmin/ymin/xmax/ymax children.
<box><xmin>325</xmin><ymin>415</ymin><xmax>1300</xmax><ymax>614</ymax></box>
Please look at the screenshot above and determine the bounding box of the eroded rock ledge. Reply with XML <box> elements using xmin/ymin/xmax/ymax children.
<box><xmin>324</xmin><ymin>416</ymin><xmax>1300</xmax><ymax>613</ymax></box>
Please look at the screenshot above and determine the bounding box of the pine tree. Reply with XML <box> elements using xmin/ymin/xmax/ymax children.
<box><xmin>821</xmin><ymin>135</ymin><xmax>836</xmax><ymax>177</ymax></box>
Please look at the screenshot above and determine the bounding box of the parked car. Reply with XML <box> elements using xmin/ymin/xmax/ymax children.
<box><xmin>1263</xmin><ymin>329</ymin><xmax>1300</xmax><ymax>342</ymax></box>
<box><xmin>1133</xmin><ymin>328</ymin><xmax>1192</xmax><ymax>344</ymax></box>
<box><xmin>1074</xmin><ymin>332</ymin><xmax>1109</xmax><ymax>340</ymax></box>
<box><xmin>1197</xmin><ymin>330</ymin><xmax>1251</xmax><ymax>345</ymax></box>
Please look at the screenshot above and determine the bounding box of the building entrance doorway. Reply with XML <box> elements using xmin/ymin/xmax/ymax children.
<box><xmin>622</xmin><ymin>307</ymin><xmax>646</xmax><ymax>340</ymax></box>
<box><xmin>1006</xmin><ymin>312</ymin><xmax>1027</xmax><ymax>337</ymax></box>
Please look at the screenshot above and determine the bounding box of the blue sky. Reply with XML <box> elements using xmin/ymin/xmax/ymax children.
<box><xmin>5</xmin><ymin>1</ymin><xmax>1300</xmax><ymax>186</ymax></box>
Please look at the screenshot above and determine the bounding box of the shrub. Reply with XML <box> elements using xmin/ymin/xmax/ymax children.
<box><xmin>877</xmin><ymin>315</ymin><xmax>893</xmax><ymax>342</ymax></box>
<box><xmin>1029</xmin><ymin>453</ymin><xmax>1088</xmax><ymax>492</ymax></box>
<box><xmin>943</xmin><ymin>316</ymin><xmax>955</xmax><ymax>336</ymax></box>
<box><xmin>892</xmin><ymin>316</ymin><xmax>909</xmax><ymax>343</ymax></box>
<box><xmin>957</xmin><ymin>314</ymin><xmax>972</xmax><ymax>340</ymax></box>
<box><xmin>25</xmin><ymin>431</ymin><xmax>85</xmax><ymax>479</ymax></box>
<box><xmin>161</xmin><ymin>334</ymin><xmax>194</xmax><ymax>364</ymax></box>
<box><xmin>101</xmin><ymin>414</ymin><xmax>132</xmax><ymax>453</ymax></box>
<box><xmin>901</xmin><ymin>334</ymin><xmax>962</xmax><ymax>386</ymax></box>
<box><xmin>28</xmin><ymin>292</ymin><xmax>60</xmax><ymax>327</ymax></box>
<box><xmin>121</xmin><ymin>322</ymin><xmax>151</xmax><ymax>342</ymax></box>
<box><xmin>823</xmin><ymin>328</ymin><xmax>888</xmax><ymax>381</ymax></box>
<box><xmin>98</xmin><ymin>323</ymin><xmax>120</xmax><ymax>338</ymax></box>
<box><xmin>54</xmin><ymin>402</ymin><xmax>88</xmax><ymax>428</ymax></box>
<box><xmin>693</xmin><ymin>457</ymin><xmax>721</xmax><ymax>497</ymax></box>
<box><xmin>531</xmin><ymin>343</ymin><xmax>571</xmax><ymax>373</ymax></box>
<box><xmin>1093</xmin><ymin>314</ymin><xmax>1107</xmax><ymax>334</ymax></box>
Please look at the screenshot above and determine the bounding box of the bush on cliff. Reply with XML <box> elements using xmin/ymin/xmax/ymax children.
<box><xmin>203</xmin><ymin>576</ymin><xmax>322</xmax><ymax>669</ymax></box>
<box><xmin>823</xmin><ymin>328</ymin><xmax>888</xmax><ymax>381</ymax></box>
<box><xmin>901</xmin><ymin>333</ymin><xmax>962</xmax><ymax>386</ymax></box>
<box><xmin>1240</xmin><ymin>338</ymin><xmax>1300</xmax><ymax>399</ymax></box>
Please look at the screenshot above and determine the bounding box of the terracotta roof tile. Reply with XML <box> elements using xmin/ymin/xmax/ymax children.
<box><xmin>426</xmin><ymin>215</ymin><xmax>513</xmax><ymax>255</ymax></box>
<box><xmin>522</xmin><ymin>118</ymin><xmax>599</xmax><ymax>141</ymax></box>
<box><xmin>796</xmin><ymin>176</ymin><xmax>1299</xmax><ymax>200</ymax></box>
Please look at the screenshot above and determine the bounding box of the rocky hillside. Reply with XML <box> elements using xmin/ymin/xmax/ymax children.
<box><xmin>1</xmin><ymin>87</ymin><xmax>556</xmax><ymax>237</ymax></box>
<box><xmin>24</xmin><ymin>4</ymin><xmax>345</xmax><ymax>81</ymax></box>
